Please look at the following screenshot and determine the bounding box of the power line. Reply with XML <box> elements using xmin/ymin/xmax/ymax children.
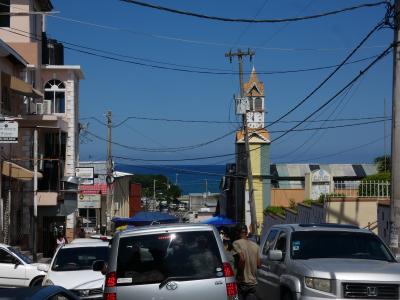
<box><xmin>120</xmin><ymin>0</ymin><xmax>388</xmax><ymax>23</ymax></box>
<box><xmin>80</xmin><ymin>114</ymin><xmax>389</xmax><ymax>127</ymax></box>
<box><xmin>273</xmin><ymin>44</ymin><xmax>393</xmax><ymax>142</ymax></box>
<box><xmin>84</xmin><ymin>127</ymin><xmax>238</xmax><ymax>152</ymax></box>
<box><xmin>273</xmin><ymin>135</ymin><xmax>389</xmax><ymax>163</ymax></box>
<box><xmin>267</xmin><ymin>19</ymin><xmax>385</xmax><ymax>128</ymax></box>
<box><xmin>111</xmin><ymin>44</ymin><xmax>391</xmax><ymax>162</ymax></box>
<box><xmin>91</xmin><ymin>118</ymin><xmax>388</xmax><ymax>156</ymax></box>
<box><xmin>0</xmin><ymin>27</ymin><xmax>382</xmax><ymax>76</ymax></box>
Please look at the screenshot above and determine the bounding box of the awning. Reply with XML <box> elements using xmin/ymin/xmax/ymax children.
<box><xmin>10</xmin><ymin>76</ymin><xmax>43</xmax><ymax>98</ymax></box>
<box><xmin>1</xmin><ymin>72</ymin><xmax>43</xmax><ymax>98</ymax></box>
<box><xmin>2</xmin><ymin>161</ymin><xmax>43</xmax><ymax>181</ymax></box>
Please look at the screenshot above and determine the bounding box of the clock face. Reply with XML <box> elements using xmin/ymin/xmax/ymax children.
<box><xmin>247</xmin><ymin>112</ymin><xmax>264</xmax><ymax>128</ymax></box>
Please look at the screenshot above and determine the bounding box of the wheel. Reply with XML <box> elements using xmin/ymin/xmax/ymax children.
<box><xmin>30</xmin><ymin>276</ymin><xmax>44</xmax><ymax>287</ymax></box>
<box><xmin>281</xmin><ymin>290</ymin><xmax>293</xmax><ymax>300</ymax></box>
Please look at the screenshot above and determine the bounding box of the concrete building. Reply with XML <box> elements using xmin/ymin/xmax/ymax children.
<box><xmin>0</xmin><ymin>0</ymin><xmax>83</xmax><ymax>257</ymax></box>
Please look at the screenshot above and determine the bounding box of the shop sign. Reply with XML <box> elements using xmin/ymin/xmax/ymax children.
<box><xmin>78</xmin><ymin>193</ymin><xmax>101</xmax><ymax>208</ymax></box>
<box><xmin>76</xmin><ymin>167</ymin><xmax>94</xmax><ymax>185</ymax></box>
<box><xmin>0</xmin><ymin>121</ymin><xmax>18</xmax><ymax>143</ymax></box>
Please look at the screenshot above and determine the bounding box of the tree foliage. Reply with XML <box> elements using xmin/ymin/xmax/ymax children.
<box><xmin>374</xmin><ymin>155</ymin><xmax>391</xmax><ymax>173</ymax></box>
<box><xmin>132</xmin><ymin>174</ymin><xmax>181</xmax><ymax>201</ymax></box>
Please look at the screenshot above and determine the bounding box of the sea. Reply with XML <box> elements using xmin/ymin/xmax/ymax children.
<box><xmin>115</xmin><ymin>164</ymin><xmax>226</xmax><ymax>195</ymax></box>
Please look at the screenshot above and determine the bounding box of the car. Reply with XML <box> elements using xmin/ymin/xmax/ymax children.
<box><xmin>93</xmin><ymin>223</ymin><xmax>238</xmax><ymax>300</ymax></box>
<box><xmin>257</xmin><ymin>223</ymin><xmax>400</xmax><ymax>300</ymax></box>
<box><xmin>42</xmin><ymin>239</ymin><xmax>108</xmax><ymax>299</ymax></box>
<box><xmin>0</xmin><ymin>243</ymin><xmax>47</xmax><ymax>287</ymax></box>
<box><xmin>0</xmin><ymin>285</ymin><xmax>79</xmax><ymax>300</ymax></box>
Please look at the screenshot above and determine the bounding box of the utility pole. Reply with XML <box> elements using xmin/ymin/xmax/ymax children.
<box><xmin>32</xmin><ymin>129</ymin><xmax>38</xmax><ymax>261</ymax></box>
<box><xmin>226</xmin><ymin>49</ymin><xmax>258</xmax><ymax>234</ymax></box>
<box><xmin>390</xmin><ymin>0</ymin><xmax>400</xmax><ymax>255</ymax></box>
<box><xmin>106</xmin><ymin>111</ymin><xmax>113</xmax><ymax>234</ymax></box>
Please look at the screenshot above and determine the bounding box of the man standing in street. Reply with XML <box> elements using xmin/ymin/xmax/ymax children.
<box><xmin>233</xmin><ymin>224</ymin><xmax>261</xmax><ymax>300</ymax></box>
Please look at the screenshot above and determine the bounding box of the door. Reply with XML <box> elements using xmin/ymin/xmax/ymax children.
<box><xmin>257</xmin><ymin>229</ymin><xmax>278</xmax><ymax>298</ymax></box>
<box><xmin>42</xmin><ymin>216</ymin><xmax>66</xmax><ymax>257</ymax></box>
<box><xmin>269</xmin><ymin>231</ymin><xmax>288</xmax><ymax>300</ymax></box>
<box><xmin>115</xmin><ymin>230</ymin><xmax>228</xmax><ymax>300</ymax></box>
<box><xmin>0</xmin><ymin>248</ymin><xmax>26</xmax><ymax>287</ymax></box>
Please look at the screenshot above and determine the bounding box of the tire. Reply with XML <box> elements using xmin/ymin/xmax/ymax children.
<box><xmin>281</xmin><ymin>290</ymin><xmax>293</xmax><ymax>300</ymax></box>
<box><xmin>30</xmin><ymin>276</ymin><xmax>44</xmax><ymax>287</ymax></box>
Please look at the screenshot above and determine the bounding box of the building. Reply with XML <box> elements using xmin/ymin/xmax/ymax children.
<box><xmin>0</xmin><ymin>0</ymin><xmax>83</xmax><ymax>257</ymax></box>
<box><xmin>222</xmin><ymin>67</ymin><xmax>271</xmax><ymax>230</ymax></box>
<box><xmin>78</xmin><ymin>161</ymin><xmax>137</xmax><ymax>235</ymax></box>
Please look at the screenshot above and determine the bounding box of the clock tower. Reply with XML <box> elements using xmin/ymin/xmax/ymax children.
<box><xmin>235</xmin><ymin>66</ymin><xmax>271</xmax><ymax>231</ymax></box>
<box><xmin>245</xmin><ymin>67</ymin><xmax>265</xmax><ymax>129</ymax></box>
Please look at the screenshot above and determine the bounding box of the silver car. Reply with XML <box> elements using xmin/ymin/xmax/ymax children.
<box><xmin>94</xmin><ymin>224</ymin><xmax>238</xmax><ymax>300</ymax></box>
<box><xmin>257</xmin><ymin>224</ymin><xmax>400</xmax><ymax>300</ymax></box>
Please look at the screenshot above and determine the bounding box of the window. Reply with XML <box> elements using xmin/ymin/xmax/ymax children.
<box><xmin>52</xmin><ymin>246</ymin><xmax>108</xmax><ymax>271</ymax></box>
<box><xmin>290</xmin><ymin>231</ymin><xmax>394</xmax><ymax>262</ymax></box>
<box><xmin>0</xmin><ymin>248</ymin><xmax>15</xmax><ymax>264</ymax></box>
<box><xmin>262</xmin><ymin>229</ymin><xmax>278</xmax><ymax>255</ymax></box>
<box><xmin>44</xmin><ymin>79</ymin><xmax>65</xmax><ymax>113</ymax></box>
<box><xmin>0</xmin><ymin>0</ymin><xmax>10</xmax><ymax>28</ymax></box>
<box><xmin>117</xmin><ymin>231</ymin><xmax>223</xmax><ymax>285</ymax></box>
<box><xmin>254</xmin><ymin>97</ymin><xmax>263</xmax><ymax>111</ymax></box>
<box><xmin>274</xmin><ymin>232</ymin><xmax>287</xmax><ymax>258</ymax></box>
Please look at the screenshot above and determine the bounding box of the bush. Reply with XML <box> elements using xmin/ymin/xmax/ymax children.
<box><xmin>264</xmin><ymin>206</ymin><xmax>285</xmax><ymax>216</ymax></box>
<box><xmin>359</xmin><ymin>172</ymin><xmax>390</xmax><ymax>197</ymax></box>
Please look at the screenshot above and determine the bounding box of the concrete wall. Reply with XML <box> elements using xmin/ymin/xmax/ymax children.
<box><xmin>377</xmin><ymin>202</ymin><xmax>390</xmax><ymax>245</ymax></box>
<box><xmin>271</xmin><ymin>188</ymin><xmax>305</xmax><ymax>206</ymax></box>
<box><xmin>112</xmin><ymin>176</ymin><xmax>134</xmax><ymax>218</ymax></box>
<box><xmin>326</xmin><ymin>198</ymin><xmax>378</xmax><ymax>231</ymax></box>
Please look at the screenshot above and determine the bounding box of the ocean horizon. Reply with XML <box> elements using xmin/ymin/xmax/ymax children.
<box><xmin>115</xmin><ymin>164</ymin><xmax>226</xmax><ymax>195</ymax></box>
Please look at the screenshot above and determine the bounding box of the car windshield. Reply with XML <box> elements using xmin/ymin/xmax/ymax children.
<box><xmin>8</xmin><ymin>247</ymin><xmax>32</xmax><ymax>264</ymax></box>
<box><xmin>52</xmin><ymin>246</ymin><xmax>108</xmax><ymax>271</ymax></box>
<box><xmin>117</xmin><ymin>231</ymin><xmax>223</xmax><ymax>285</ymax></box>
<box><xmin>291</xmin><ymin>231</ymin><xmax>395</xmax><ymax>261</ymax></box>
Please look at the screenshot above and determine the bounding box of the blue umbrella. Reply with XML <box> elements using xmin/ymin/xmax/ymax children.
<box><xmin>202</xmin><ymin>216</ymin><xmax>236</xmax><ymax>226</ymax></box>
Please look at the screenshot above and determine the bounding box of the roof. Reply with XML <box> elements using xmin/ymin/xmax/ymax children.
<box><xmin>236</xmin><ymin>128</ymin><xmax>270</xmax><ymax>144</ymax></box>
<box><xmin>118</xmin><ymin>223</ymin><xmax>215</xmax><ymax>237</ymax></box>
<box><xmin>0</xmin><ymin>39</ymin><xmax>28</xmax><ymax>66</ymax></box>
<box><xmin>271</xmin><ymin>223</ymin><xmax>371</xmax><ymax>233</ymax></box>
<box><xmin>271</xmin><ymin>163</ymin><xmax>378</xmax><ymax>179</ymax></box>
<box><xmin>80</xmin><ymin>183</ymin><xmax>107</xmax><ymax>195</ymax></box>
<box><xmin>243</xmin><ymin>67</ymin><xmax>264</xmax><ymax>97</ymax></box>
<box><xmin>42</xmin><ymin>65</ymin><xmax>84</xmax><ymax>79</ymax></box>
<box><xmin>62</xmin><ymin>240</ymin><xmax>108</xmax><ymax>248</ymax></box>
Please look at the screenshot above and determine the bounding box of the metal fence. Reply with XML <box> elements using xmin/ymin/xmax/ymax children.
<box><xmin>333</xmin><ymin>180</ymin><xmax>390</xmax><ymax>198</ymax></box>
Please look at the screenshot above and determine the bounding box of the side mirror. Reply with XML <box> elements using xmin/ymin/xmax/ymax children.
<box><xmin>268</xmin><ymin>250</ymin><xmax>283</xmax><ymax>261</ymax></box>
<box><xmin>14</xmin><ymin>259</ymin><xmax>21</xmax><ymax>268</ymax></box>
<box><xmin>37</xmin><ymin>264</ymin><xmax>49</xmax><ymax>272</ymax></box>
<box><xmin>92</xmin><ymin>260</ymin><xmax>106</xmax><ymax>275</ymax></box>
<box><xmin>396</xmin><ymin>255</ymin><xmax>400</xmax><ymax>263</ymax></box>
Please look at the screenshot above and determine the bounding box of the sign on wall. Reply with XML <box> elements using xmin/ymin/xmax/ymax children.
<box><xmin>0</xmin><ymin>121</ymin><xmax>18</xmax><ymax>143</ymax></box>
<box><xmin>311</xmin><ymin>169</ymin><xmax>331</xmax><ymax>200</ymax></box>
<box><xmin>78</xmin><ymin>194</ymin><xmax>101</xmax><ymax>208</ymax></box>
<box><xmin>76</xmin><ymin>167</ymin><xmax>94</xmax><ymax>185</ymax></box>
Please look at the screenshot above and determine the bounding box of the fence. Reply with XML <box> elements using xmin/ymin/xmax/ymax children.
<box><xmin>333</xmin><ymin>180</ymin><xmax>390</xmax><ymax>198</ymax></box>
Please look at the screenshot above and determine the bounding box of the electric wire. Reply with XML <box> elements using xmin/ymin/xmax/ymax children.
<box><xmin>0</xmin><ymin>26</ymin><xmax>383</xmax><ymax>76</ymax></box>
<box><xmin>267</xmin><ymin>20</ymin><xmax>385</xmax><ymax>129</ymax></box>
<box><xmin>120</xmin><ymin>0</ymin><xmax>388</xmax><ymax>23</ymax></box>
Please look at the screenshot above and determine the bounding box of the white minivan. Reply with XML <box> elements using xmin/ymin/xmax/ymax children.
<box><xmin>42</xmin><ymin>239</ymin><xmax>108</xmax><ymax>299</ymax></box>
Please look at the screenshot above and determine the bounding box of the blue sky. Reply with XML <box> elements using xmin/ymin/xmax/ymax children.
<box><xmin>47</xmin><ymin>0</ymin><xmax>392</xmax><ymax>166</ymax></box>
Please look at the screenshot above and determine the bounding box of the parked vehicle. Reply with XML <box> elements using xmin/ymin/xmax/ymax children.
<box><xmin>0</xmin><ymin>243</ymin><xmax>47</xmax><ymax>287</ymax></box>
<box><xmin>0</xmin><ymin>285</ymin><xmax>79</xmax><ymax>300</ymax></box>
<box><xmin>257</xmin><ymin>223</ymin><xmax>400</xmax><ymax>300</ymax></box>
<box><xmin>93</xmin><ymin>223</ymin><xmax>238</xmax><ymax>300</ymax></box>
<box><xmin>42</xmin><ymin>239</ymin><xmax>108</xmax><ymax>299</ymax></box>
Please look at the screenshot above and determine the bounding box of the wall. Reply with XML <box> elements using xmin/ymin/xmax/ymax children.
<box><xmin>271</xmin><ymin>188</ymin><xmax>305</xmax><ymax>206</ymax></box>
<box><xmin>326</xmin><ymin>198</ymin><xmax>378</xmax><ymax>231</ymax></box>
<box><xmin>377</xmin><ymin>202</ymin><xmax>390</xmax><ymax>245</ymax></box>
<box><xmin>112</xmin><ymin>176</ymin><xmax>134</xmax><ymax>218</ymax></box>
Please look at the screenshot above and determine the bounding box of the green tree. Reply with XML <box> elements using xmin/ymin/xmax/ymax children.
<box><xmin>374</xmin><ymin>155</ymin><xmax>391</xmax><ymax>173</ymax></box>
<box><xmin>133</xmin><ymin>174</ymin><xmax>182</xmax><ymax>201</ymax></box>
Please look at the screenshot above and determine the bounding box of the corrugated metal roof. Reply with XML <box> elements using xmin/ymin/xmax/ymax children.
<box><xmin>272</xmin><ymin>163</ymin><xmax>377</xmax><ymax>178</ymax></box>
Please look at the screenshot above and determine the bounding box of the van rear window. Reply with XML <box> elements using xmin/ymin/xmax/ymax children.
<box><xmin>117</xmin><ymin>231</ymin><xmax>223</xmax><ymax>285</ymax></box>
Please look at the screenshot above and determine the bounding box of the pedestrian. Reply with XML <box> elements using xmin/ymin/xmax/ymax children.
<box><xmin>78</xmin><ymin>228</ymin><xmax>86</xmax><ymax>238</ymax></box>
<box><xmin>223</xmin><ymin>236</ymin><xmax>236</xmax><ymax>274</ymax></box>
<box><xmin>56</xmin><ymin>232</ymin><xmax>67</xmax><ymax>249</ymax></box>
<box><xmin>232</xmin><ymin>225</ymin><xmax>261</xmax><ymax>300</ymax></box>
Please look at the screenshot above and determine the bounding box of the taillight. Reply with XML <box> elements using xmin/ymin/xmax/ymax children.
<box><xmin>106</xmin><ymin>271</ymin><xmax>117</xmax><ymax>287</ymax></box>
<box><xmin>226</xmin><ymin>282</ymin><xmax>238</xmax><ymax>298</ymax></box>
<box><xmin>104</xmin><ymin>292</ymin><xmax>116</xmax><ymax>300</ymax></box>
<box><xmin>223</xmin><ymin>262</ymin><xmax>235</xmax><ymax>277</ymax></box>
